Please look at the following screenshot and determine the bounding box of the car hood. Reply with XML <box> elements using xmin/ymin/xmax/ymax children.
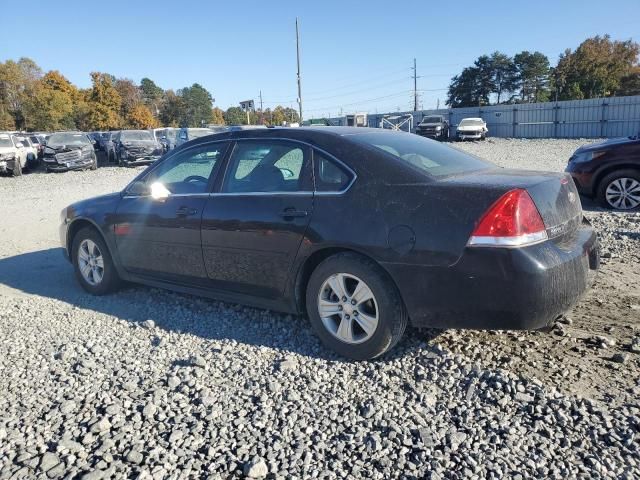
<box><xmin>67</xmin><ymin>192</ymin><xmax>122</xmax><ymax>218</ymax></box>
<box><xmin>418</xmin><ymin>122</ymin><xmax>444</xmax><ymax>127</ymax></box>
<box><xmin>47</xmin><ymin>144</ymin><xmax>89</xmax><ymax>152</ymax></box>
<box><xmin>0</xmin><ymin>146</ymin><xmax>16</xmax><ymax>155</ymax></box>
<box><xmin>458</xmin><ymin>126</ymin><xmax>484</xmax><ymax>131</ymax></box>
<box><xmin>575</xmin><ymin>135</ymin><xmax>640</xmax><ymax>152</ymax></box>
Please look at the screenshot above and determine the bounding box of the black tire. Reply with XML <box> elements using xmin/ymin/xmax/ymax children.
<box><xmin>596</xmin><ymin>169</ymin><xmax>640</xmax><ymax>210</ymax></box>
<box><xmin>306</xmin><ymin>252</ymin><xmax>408</xmax><ymax>360</ymax></box>
<box><xmin>71</xmin><ymin>226</ymin><xmax>121</xmax><ymax>295</ymax></box>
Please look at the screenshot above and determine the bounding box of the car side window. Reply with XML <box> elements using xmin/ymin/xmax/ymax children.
<box><xmin>223</xmin><ymin>141</ymin><xmax>311</xmax><ymax>193</ymax></box>
<box><xmin>144</xmin><ymin>142</ymin><xmax>228</xmax><ymax>195</ymax></box>
<box><xmin>314</xmin><ymin>151</ymin><xmax>353</xmax><ymax>192</ymax></box>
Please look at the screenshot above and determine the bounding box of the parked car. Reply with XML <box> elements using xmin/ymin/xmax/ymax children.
<box><xmin>60</xmin><ymin>127</ymin><xmax>599</xmax><ymax>360</ymax></box>
<box><xmin>456</xmin><ymin>118</ymin><xmax>488</xmax><ymax>141</ymax></box>
<box><xmin>0</xmin><ymin>132</ymin><xmax>29</xmax><ymax>176</ymax></box>
<box><xmin>88</xmin><ymin>132</ymin><xmax>102</xmax><ymax>150</ymax></box>
<box><xmin>175</xmin><ymin>128</ymin><xmax>214</xmax><ymax>148</ymax></box>
<box><xmin>114</xmin><ymin>130</ymin><xmax>163</xmax><ymax>166</ymax></box>
<box><xmin>16</xmin><ymin>136</ymin><xmax>39</xmax><ymax>169</ymax></box>
<box><xmin>151</xmin><ymin>127</ymin><xmax>178</xmax><ymax>153</ymax></box>
<box><xmin>566</xmin><ymin>134</ymin><xmax>640</xmax><ymax>210</ymax></box>
<box><xmin>29</xmin><ymin>134</ymin><xmax>46</xmax><ymax>159</ymax></box>
<box><xmin>43</xmin><ymin>132</ymin><xmax>98</xmax><ymax>172</ymax></box>
<box><xmin>415</xmin><ymin>115</ymin><xmax>449</xmax><ymax>140</ymax></box>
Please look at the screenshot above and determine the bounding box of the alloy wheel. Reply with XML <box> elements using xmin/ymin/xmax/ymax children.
<box><xmin>605</xmin><ymin>177</ymin><xmax>640</xmax><ymax>210</ymax></box>
<box><xmin>78</xmin><ymin>239</ymin><xmax>105</xmax><ymax>286</ymax></box>
<box><xmin>317</xmin><ymin>273</ymin><xmax>379</xmax><ymax>344</ymax></box>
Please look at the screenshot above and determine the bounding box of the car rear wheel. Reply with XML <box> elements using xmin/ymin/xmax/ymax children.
<box><xmin>72</xmin><ymin>227</ymin><xmax>121</xmax><ymax>295</ymax></box>
<box><xmin>597</xmin><ymin>170</ymin><xmax>640</xmax><ymax>210</ymax></box>
<box><xmin>306</xmin><ymin>252</ymin><xmax>407</xmax><ymax>360</ymax></box>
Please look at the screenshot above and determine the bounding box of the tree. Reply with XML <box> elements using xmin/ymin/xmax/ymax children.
<box><xmin>127</xmin><ymin>104</ymin><xmax>159</xmax><ymax>129</ymax></box>
<box><xmin>159</xmin><ymin>89</ymin><xmax>185</xmax><ymax>127</ymax></box>
<box><xmin>513</xmin><ymin>51</ymin><xmax>550</xmax><ymax>103</ymax></box>
<box><xmin>617</xmin><ymin>66</ymin><xmax>640</xmax><ymax>96</ymax></box>
<box><xmin>178</xmin><ymin>83</ymin><xmax>213</xmax><ymax>127</ymax></box>
<box><xmin>211</xmin><ymin>107</ymin><xmax>225</xmax><ymax>125</ymax></box>
<box><xmin>140</xmin><ymin>77</ymin><xmax>163</xmax><ymax>118</ymax></box>
<box><xmin>224</xmin><ymin>106</ymin><xmax>246</xmax><ymax>125</ymax></box>
<box><xmin>23</xmin><ymin>71</ymin><xmax>77</xmax><ymax>131</ymax></box>
<box><xmin>86</xmin><ymin>72</ymin><xmax>122</xmax><ymax>130</ymax></box>
<box><xmin>115</xmin><ymin>78</ymin><xmax>142</xmax><ymax>120</ymax></box>
<box><xmin>447</xmin><ymin>67</ymin><xmax>481</xmax><ymax>107</ymax></box>
<box><xmin>490</xmin><ymin>52</ymin><xmax>518</xmax><ymax>104</ymax></box>
<box><xmin>552</xmin><ymin>35</ymin><xmax>639</xmax><ymax>100</ymax></box>
<box><xmin>0</xmin><ymin>57</ymin><xmax>43</xmax><ymax>129</ymax></box>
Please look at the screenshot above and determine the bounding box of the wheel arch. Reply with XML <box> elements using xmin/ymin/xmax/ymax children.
<box><xmin>292</xmin><ymin>246</ymin><xmax>407</xmax><ymax>316</ymax></box>
<box><xmin>66</xmin><ymin>218</ymin><xmax>112</xmax><ymax>263</ymax></box>
<box><xmin>593</xmin><ymin>163</ymin><xmax>640</xmax><ymax>194</ymax></box>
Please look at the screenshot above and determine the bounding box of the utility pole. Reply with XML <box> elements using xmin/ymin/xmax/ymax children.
<box><xmin>412</xmin><ymin>58</ymin><xmax>418</xmax><ymax>112</ymax></box>
<box><xmin>296</xmin><ymin>18</ymin><xmax>303</xmax><ymax>123</ymax></box>
<box><xmin>259</xmin><ymin>90</ymin><xmax>263</xmax><ymax>124</ymax></box>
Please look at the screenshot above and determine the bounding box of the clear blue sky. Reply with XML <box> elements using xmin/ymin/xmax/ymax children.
<box><xmin>1</xmin><ymin>0</ymin><xmax>638</xmax><ymax>118</ymax></box>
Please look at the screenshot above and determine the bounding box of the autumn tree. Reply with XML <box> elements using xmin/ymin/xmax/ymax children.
<box><xmin>0</xmin><ymin>57</ymin><xmax>42</xmax><ymax>129</ymax></box>
<box><xmin>211</xmin><ymin>107</ymin><xmax>225</xmax><ymax>125</ymax></box>
<box><xmin>23</xmin><ymin>71</ymin><xmax>77</xmax><ymax>130</ymax></box>
<box><xmin>86</xmin><ymin>72</ymin><xmax>122</xmax><ymax>130</ymax></box>
<box><xmin>127</xmin><ymin>104</ymin><xmax>159</xmax><ymax>129</ymax></box>
<box><xmin>552</xmin><ymin>35</ymin><xmax>640</xmax><ymax>100</ymax></box>
<box><xmin>115</xmin><ymin>78</ymin><xmax>142</xmax><ymax>120</ymax></box>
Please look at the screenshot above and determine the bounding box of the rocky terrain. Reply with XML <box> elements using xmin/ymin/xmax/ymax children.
<box><xmin>0</xmin><ymin>139</ymin><xmax>638</xmax><ymax>479</ymax></box>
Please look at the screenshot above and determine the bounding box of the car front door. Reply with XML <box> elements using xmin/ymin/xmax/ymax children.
<box><xmin>201</xmin><ymin>139</ymin><xmax>314</xmax><ymax>299</ymax></box>
<box><xmin>114</xmin><ymin>141</ymin><xmax>229</xmax><ymax>283</ymax></box>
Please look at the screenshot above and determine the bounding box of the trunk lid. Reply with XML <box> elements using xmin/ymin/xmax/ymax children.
<box><xmin>441</xmin><ymin>168</ymin><xmax>583</xmax><ymax>241</ymax></box>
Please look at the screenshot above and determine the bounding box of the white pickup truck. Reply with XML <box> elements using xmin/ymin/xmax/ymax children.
<box><xmin>456</xmin><ymin>118</ymin><xmax>488</xmax><ymax>141</ymax></box>
<box><xmin>0</xmin><ymin>133</ymin><xmax>30</xmax><ymax>176</ymax></box>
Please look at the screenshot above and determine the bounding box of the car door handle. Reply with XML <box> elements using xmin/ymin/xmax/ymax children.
<box><xmin>279</xmin><ymin>208</ymin><xmax>308</xmax><ymax>219</ymax></box>
<box><xmin>176</xmin><ymin>206</ymin><xmax>198</xmax><ymax>217</ymax></box>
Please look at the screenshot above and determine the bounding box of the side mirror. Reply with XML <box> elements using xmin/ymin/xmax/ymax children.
<box><xmin>127</xmin><ymin>180</ymin><xmax>149</xmax><ymax>196</ymax></box>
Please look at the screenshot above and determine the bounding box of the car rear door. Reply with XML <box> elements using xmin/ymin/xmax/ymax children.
<box><xmin>114</xmin><ymin>141</ymin><xmax>229</xmax><ymax>283</ymax></box>
<box><xmin>201</xmin><ymin>139</ymin><xmax>314</xmax><ymax>299</ymax></box>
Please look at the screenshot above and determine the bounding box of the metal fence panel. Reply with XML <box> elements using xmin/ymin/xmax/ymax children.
<box><xmin>321</xmin><ymin>95</ymin><xmax>640</xmax><ymax>139</ymax></box>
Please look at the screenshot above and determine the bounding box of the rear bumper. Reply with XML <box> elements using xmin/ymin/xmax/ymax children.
<box><xmin>383</xmin><ymin>223</ymin><xmax>599</xmax><ymax>330</ymax></box>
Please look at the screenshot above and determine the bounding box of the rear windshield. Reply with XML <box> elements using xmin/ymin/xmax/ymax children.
<box><xmin>349</xmin><ymin>131</ymin><xmax>491</xmax><ymax>178</ymax></box>
<box><xmin>121</xmin><ymin>131</ymin><xmax>154</xmax><ymax>141</ymax></box>
<box><xmin>47</xmin><ymin>133</ymin><xmax>91</xmax><ymax>147</ymax></box>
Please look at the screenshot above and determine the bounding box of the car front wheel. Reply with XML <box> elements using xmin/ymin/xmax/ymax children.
<box><xmin>597</xmin><ymin>169</ymin><xmax>640</xmax><ymax>210</ymax></box>
<box><xmin>72</xmin><ymin>227</ymin><xmax>121</xmax><ymax>295</ymax></box>
<box><xmin>306</xmin><ymin>252</ymin><xmax>407</xmax><ymax>360</ymax></box>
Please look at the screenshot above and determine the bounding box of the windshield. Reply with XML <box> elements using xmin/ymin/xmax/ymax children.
<box><xmin>0</xmin><ymin>134</ymin><xmax>13</xmax><ymax>148</ymax></box>
<box><xmin>47</xmin><ymin>133</ymin><xmax>91</xmax><ymax>147</ymax></box>
<box><xmin>30</xmin><ymin>136</ymin><xmax>40</xmax><ymax>144</ymax></box>
<box><xmin>165</xmin><ymin>129</ymin><xmax>177</xmax><ymax>141</ymax></box>
<box><xmin>422</xmin><ymin>116</ymin><xmax>443</xmax><ymax>124</ymax></box>
<box><xmin>459</xmin><ymin>119</ymin><xmax>484</xmax><ymax>127</ymax></box>
<box><xmin>121</xmin><ymin>130</ymin><xmax>154</xmax><ymax>141</ymax></box>
<box><xmin>349</xmin><ymin>131</ymin><xmax>491</xmax><ymax>178</ymax></box>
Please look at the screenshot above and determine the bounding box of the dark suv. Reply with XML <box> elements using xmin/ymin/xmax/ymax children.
<box><xmin>566</xmin><ymin>134</ymin><xmax>640</xmax><ymax>210</ymax></box>
<box><xmin>114</xmin><ymin>130</ymin><xmax>163</xmax><ymax>167</ymax></box>
<box><xmin>415</xmin><ymin>115</ymin><xmax>449</xmax><ymax>141</ymax></box>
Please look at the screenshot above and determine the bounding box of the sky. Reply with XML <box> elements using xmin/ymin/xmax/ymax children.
<box><xmin>1</xmin><ymin>0</ymin><xmax>638</xmax><ymax>119</ymax></box>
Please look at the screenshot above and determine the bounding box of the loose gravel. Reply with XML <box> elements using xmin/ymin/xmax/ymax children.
<box><xmin>0</xmin><ymin>140</ymin><xmax>639</xmax><ymax>479</ymax></box>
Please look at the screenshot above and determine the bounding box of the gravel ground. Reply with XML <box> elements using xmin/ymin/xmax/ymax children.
<box><xmin>0</xmin><ymin>140</ymin><xmax>639</xmax><ymax>479</ymax></box>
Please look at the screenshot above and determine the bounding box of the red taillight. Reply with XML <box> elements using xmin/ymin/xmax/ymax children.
<box><xmin>468</xmin><ymin>189</ymin><xmax>547</xmax><ymax>247</ymax></box>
